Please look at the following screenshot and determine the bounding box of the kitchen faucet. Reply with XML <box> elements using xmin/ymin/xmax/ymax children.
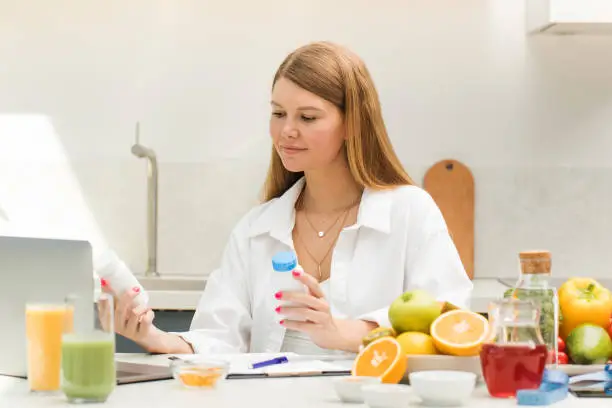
<box><xmin>131</xmin><ymin>122</ymin><xmax>159</xmax><ymax>277</ymax></box>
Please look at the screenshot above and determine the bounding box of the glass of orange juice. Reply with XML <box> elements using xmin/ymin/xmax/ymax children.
<box><xmin>25</xmin><ymin>303</ymin><xmax>74</xmax><ymax>393</ymax></box>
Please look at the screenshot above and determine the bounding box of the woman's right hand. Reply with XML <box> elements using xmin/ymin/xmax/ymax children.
<box><xmin>100</xmin><ymin>281</ymin><xmax>160</xmax><ymax>351</ymax></box>
<box><xmin>99</xmin><ymin>280</ymin><xmax>194</xmax><ymax>354</ymax></box>
<box><xmin>114</xmin><ymin>288</ymin><xmax>157</xmax><ymax>343</ymax></box>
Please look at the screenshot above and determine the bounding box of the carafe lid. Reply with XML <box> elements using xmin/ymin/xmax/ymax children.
<box><xmin>519</xmin><ymin>250</ymin><xmax>551</xmax><ymax>275</ymax></box>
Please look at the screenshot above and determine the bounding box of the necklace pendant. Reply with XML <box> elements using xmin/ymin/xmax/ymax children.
<box><xmin>318</xmin><ymin>231</ymin><xmax>325</xmax><ymax>238</ymax></box>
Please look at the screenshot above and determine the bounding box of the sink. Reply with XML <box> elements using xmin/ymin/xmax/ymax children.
<box><xmin>136</xmin><ymin>275</ymin><xmax>207</xmax><ymax>292</ymax></box>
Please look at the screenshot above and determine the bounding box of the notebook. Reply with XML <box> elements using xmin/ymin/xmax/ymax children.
<box><xmin>169</xmin><ymin>353</ymin><xmax>354</xmax><ymax>379</ymax></box>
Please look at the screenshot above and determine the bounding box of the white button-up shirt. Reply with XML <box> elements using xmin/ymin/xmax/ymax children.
<box><xmin>181</xmin><ymin>177</ymin><xmax>474</xmax><ymax>354</ymax></box>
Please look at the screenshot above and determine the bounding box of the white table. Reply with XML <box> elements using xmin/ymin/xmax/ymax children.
<box><xmin>0</xmin><ymin>354</ymin><xmax>609</xmax><ymax>407</ymax></box>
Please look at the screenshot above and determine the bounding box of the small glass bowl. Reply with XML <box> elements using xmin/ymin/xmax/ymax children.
<box><xmin>170</xmin><ymin>358</ymin><xmax>229</xmax><ymax>389</ymax></box>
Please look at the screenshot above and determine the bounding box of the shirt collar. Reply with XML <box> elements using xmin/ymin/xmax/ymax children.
<box><xmin>248</xmin><ymin>177</ymin><xmax>393</xmax><ymax>242</ymax></box>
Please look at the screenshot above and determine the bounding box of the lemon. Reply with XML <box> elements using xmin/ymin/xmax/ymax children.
<box><xmin>395</xmin><ymin>332</ymin><xmax>438</xmax><ymax>355</ymax></box>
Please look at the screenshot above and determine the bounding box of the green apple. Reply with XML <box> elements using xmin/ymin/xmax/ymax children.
<box><xmin>388</xmin><ymin>290</ymin><xmax>441</xmax><ymax>334</ymax></box>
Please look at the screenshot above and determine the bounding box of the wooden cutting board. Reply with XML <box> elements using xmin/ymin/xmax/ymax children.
<box><xmin>423</xmin><ymin>159</ymin><xmax>475</xmax><ymax>279</ymax></box>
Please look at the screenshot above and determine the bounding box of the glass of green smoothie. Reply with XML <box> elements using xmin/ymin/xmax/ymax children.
<box><xmin>61</xmin><ymin>292</ymin><xmax>116</xmax><ymax>404</ymax></box>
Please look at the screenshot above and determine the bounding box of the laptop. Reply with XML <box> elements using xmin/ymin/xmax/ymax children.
<box><xmin>0</xmin><ymin>235</ymin><xmax>172</xmax><ymax>384</ymax></box>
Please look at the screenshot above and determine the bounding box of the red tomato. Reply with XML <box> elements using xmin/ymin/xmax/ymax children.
<box><xmin>557</xmin><ymin>337</ymin><xmax>565</xmax><ymax>352</ymax></box>
<box><xmin>548</xmin><ymin>350</ymin><xmax>569</xmax><ymax>364</ymax></box>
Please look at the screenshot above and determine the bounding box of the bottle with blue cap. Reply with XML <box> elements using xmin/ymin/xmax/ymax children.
<box><xmin>272</xmin><ymin>251</ymin><xmax>306</xmax><ymax>322</ymax></box>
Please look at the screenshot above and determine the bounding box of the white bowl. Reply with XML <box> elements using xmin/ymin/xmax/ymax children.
<box><xmin>405</xmin><ymin>355</ymin><xmax>482</xmax><ymax>381</ymax></box>
<box><xmin>409</xmin><ymin>370</ymin><xmax>476</xmax><ymax>406</ymax></box>
<box><xmin>362</xmin><ymin>384</ymin><xmax>412</xmax><ymax>408</ymax></box>
<box><xmin>332</xmin><ymin>376</ymin><xmax>382</xmax><ymax>403</ymax></box>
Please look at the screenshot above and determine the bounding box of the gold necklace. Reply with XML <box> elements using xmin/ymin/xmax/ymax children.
<box><xmin>304</xmin><ymin>211</ymin><xmax>344</xmax><ymax>238</ymax></box>
<box><xmin>300</xmin><ymin>195</ymin><xmax>361</xmax><ymax>239</ymax></box>
<box><xmin>294</xmin><ymin>208</ymin><xmax>351</xmax><ymax>282</ymax></box>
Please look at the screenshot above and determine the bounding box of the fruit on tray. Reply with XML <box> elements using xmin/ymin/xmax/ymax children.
<box><xmin>395</xmin><ymin>332</ymin><xmax>438</xmax><ymax>356</ymax></box>
<box><xmin>558</xmin><ymin>278</ymin><xmax>612</xmax><ymax>339</ymax></box>
<box><xmin>430</xmin><ymin>309</ymin><xmax>489</xmax><ymax>357</ymax></box>
<box><xmin>554</xmin><ymin>336</ymin><xmax>569</xmax><ymax>364</ymax></box>
<box><xmin>557</xmin><ymin>337</ymin><xmax>565</xmax><ymax>353</ymax></box>
<box><xmin>565</xmin><ymin>323</ymin><xmax>612</xmax><ymax>365</ymax></box>
<box><xmin>440</xmin><ymin>301</ymin><xmax>461</xmax><ymax>314</ymax></box>
<box><xmin>352</xmin><ymin>337</ymin><xmax>407</xmax><ymax>384</ymax></box>
<box><xmin>388</xmin><ymin>290</ymin><xmax>441</xmax><ymax>334</ymax></box>
<box><xmin>362</xmin><ymin>327</ymin><xmax>396</xmax><ymax>347</ymax></box>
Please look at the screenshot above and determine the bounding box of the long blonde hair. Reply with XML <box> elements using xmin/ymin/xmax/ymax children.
<box><xmin>263</xmin><ymin>41</ymin><xmax>414</xmax><ymax>202</ymax></box>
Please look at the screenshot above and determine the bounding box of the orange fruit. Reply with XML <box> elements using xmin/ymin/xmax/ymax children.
<box><xmin>352</xmin><ymin>337</ymin><xmax>407</xmax><ymax>384</ymax></box>
<box><xmin>430</xmin><ymin>309</ymin><xmax>489</xmax><ymax>356</ymax></box>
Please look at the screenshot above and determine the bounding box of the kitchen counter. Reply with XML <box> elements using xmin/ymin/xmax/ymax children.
<box><xmin>143</xmin><ymin>276</ymin><xmax>512</xmax><ymax>313</ymax></box>
<box><xmin>143</xmin><ymin>275</ymin><xmax>612</xmax><ymax>312</ymax></box>
<box><xmin>147</xmin><ymin>289</ymin><xmax>202</xmax><ymax>310</ymax></box>
<box><xmin>138</xmin><ymin>275</ymin><xmax>205</xmax><ymax>310</ymax></box>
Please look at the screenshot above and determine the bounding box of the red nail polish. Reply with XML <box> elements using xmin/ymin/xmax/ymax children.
<box><xmin>279</xmin><ymin>320</ymin><xmax>285</xmax><ymax>325</ymax></box>
<box><xmin>292</xmin><ymin>270</ymin><xmax>301</xmax><ymax>277</ymax></box>
<box><xmin>132</xmin><ymin>287</ymin><xmax>140</xmax><ymax>293</ymax></box>
<box><xmin>100</xmin><ymin>278</ymin><xmax>107</xmax><ymax>287</ymax></box>
<box><xmin>275</xmin><ymin>306</ymin><xmax>281</xmax><ymax>313</ymax></box>
<box><xmin>275</xmin><ymin>291</ymin><xmax>282</xmax><ymax>300</ymax></box>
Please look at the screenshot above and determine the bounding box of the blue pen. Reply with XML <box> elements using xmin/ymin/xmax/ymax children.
<box><xmin>249</xmin><ymin>356</ymin><xmax>290</xmax><ymax>369</ymax></box>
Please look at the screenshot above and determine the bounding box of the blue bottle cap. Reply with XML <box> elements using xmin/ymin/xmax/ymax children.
<box><xmin>272</xmin><ymin>251</ymin><xmax>297</xmax><ymax>272</ymax></box>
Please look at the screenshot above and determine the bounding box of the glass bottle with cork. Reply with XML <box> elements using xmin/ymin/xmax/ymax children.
<box><xmin>504</xmin><ymin>250</ymin><xmax>560</xmax><ymax>365</ymax></box>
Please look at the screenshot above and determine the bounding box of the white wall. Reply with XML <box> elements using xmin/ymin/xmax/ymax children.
<box><xmin>1</xmin><ymin>0</ymin><xmax>611</xmax><ymax>279</ymax></box>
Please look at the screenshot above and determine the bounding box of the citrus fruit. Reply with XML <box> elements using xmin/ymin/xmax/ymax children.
<box><xmin>352</xmin><ymin>337</ymin><xmax>407</xmax><ymax>384</ymax></box>
<box><xmin>430</xmin><ymin>309</ymin><xmax>489</xmax><ymax>356</ymax></box>
<box><xmin>362</xmin><ymin>327</ymin><xmax>396</xmax><ymax>347</ymax></box>
<box><xmin>566</xmin><ymin>323</ymin><xmax>612</xmax><ymax>365</ymax></box>
<box><xmin>396</xmin><ymin>332</ymin><xmax>438</xmax><ymax>355</ymax></box>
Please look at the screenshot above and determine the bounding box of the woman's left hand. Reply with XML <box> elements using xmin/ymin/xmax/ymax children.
<box><xmin>276</xmin><ymin>270</ymin><xmax>377</xmax><ymax>352</ymax></box>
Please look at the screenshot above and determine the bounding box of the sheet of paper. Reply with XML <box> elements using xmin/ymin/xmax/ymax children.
<box><xmin>168</xmin><ymin>352</ymin><xmax>354</xmax><ymax>376</ymax></box>
<box><xmin>230</xmin><ymin>358</ymin><xmax>351</xmax><ymax>375</ymax></box>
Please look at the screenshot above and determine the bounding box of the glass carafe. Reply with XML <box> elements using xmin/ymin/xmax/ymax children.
<box><xmin>481</xmin><ymin>299</ymin><xmax>549</xmax><ymax>398</ymax></box>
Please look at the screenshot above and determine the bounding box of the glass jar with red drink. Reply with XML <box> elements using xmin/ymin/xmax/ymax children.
<box><xmin>481</xmin><ymin>298</ymin><xmax>549</xmax><ymax>398</ymax></box>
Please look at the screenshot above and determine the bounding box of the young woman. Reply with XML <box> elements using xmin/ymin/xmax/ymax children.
<box><xmin>107</xmin><ymin>41</ymin><xmax>473</xmax><ymax>355</ymax></box>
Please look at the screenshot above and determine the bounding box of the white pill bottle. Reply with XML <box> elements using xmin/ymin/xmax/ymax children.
<box><xmin>271</xmin><ymin>251</ymin><xmax>306</xmax><ymax>322</ymax></box>
<box><xmin>95</xmin><ymin>249</ymin><xmax>149</xmax><ymax>308</ymax></box>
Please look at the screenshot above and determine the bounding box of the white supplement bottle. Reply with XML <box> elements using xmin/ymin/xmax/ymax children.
<box><xmin>271</xmin><ymin>251</ymin><xmax>306</xmax><ymax>322</ymax></box>
<box><xmin>95</xmin><ymin>250</ymin><xmax>149</xmax><ymax>308</ymax></box>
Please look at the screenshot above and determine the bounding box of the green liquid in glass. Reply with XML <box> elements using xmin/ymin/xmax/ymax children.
<box><xmin>61</xmin><ymin>332</ymin><xmax>115</xmax><ymax>402</ymax></box>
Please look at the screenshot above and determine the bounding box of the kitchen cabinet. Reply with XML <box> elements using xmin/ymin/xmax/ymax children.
<box><xmin>527</xmin><ymin>0</ymin><xmax>612</xmax><ymax>35</ymax></box>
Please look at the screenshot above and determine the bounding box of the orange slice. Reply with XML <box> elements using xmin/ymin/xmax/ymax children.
<box><xmin>351</xmin><ymin>337</ymin><xmax>406</xmax><ymax>384</ymax></box>
<box><xmin>430</xmin><ymin>309</ymin><xmax>489</xmax><ymax>356</ymax></box>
